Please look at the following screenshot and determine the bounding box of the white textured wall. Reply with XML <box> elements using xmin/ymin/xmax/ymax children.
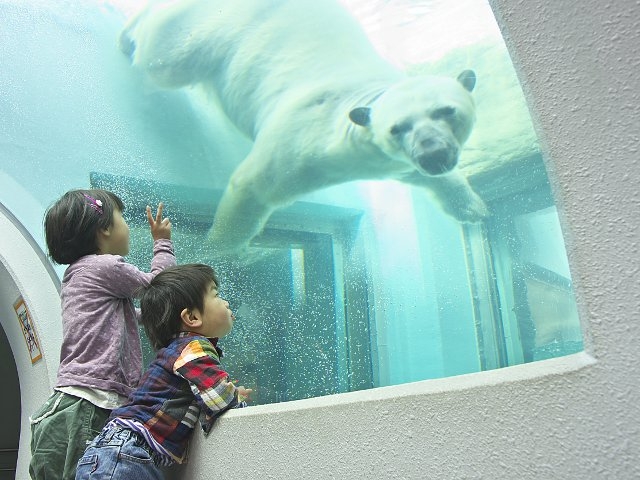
<box><xmin>4</xmin><ymin>0</ymin><xmax>639</xmax><ymax>478</ymax></box>
<box><xmin>0</xmin><ymin>210</ymin><xmax>61</xmax><ymax>480</ymax></box>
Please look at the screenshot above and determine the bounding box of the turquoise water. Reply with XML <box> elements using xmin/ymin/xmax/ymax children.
<box><xmin>0</xmin><ymin>0</ymin><xmax>583</xmax><ymax>406</ymax></box>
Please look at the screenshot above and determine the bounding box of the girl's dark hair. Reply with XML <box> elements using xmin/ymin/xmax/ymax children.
<box><xmin>140</xmin><ymin>263</ymin><xmax>219</xmax><ymax>350</ymax></box>
<box><xmin>44</xmin><ymin>189</ymin><xmax>125</xmax><ymax>264</ymax></box>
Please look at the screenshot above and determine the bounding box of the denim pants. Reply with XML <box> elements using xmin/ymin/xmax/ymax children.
<box><xmin>29</xmin><ymin>391</ymin><xmax>111</xmax><ymax>480</ymax></box>
<box><xmin>75</xmin><ymin>423</ymin><xmax>165</xmax><ymax>480</ymax></box>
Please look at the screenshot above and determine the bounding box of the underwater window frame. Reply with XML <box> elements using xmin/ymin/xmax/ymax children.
<box><xmin>90</xmin><ymin>171</ymin><xmax>376</xmax><ymax>403</ymax></box>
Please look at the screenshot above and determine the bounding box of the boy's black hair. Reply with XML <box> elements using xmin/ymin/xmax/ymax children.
<box><xmin>140</xmin><ymin>263</ymin><xmax>219</xmax><ymax>350</ymax></box>
<box><xmin>44</xmin><ymin>189</ymin><xmax>125</xmax><ymax>265</ymax></box>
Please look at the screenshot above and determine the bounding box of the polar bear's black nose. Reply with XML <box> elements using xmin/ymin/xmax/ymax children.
<box><xmin>417</xmin><ymin>150</ymin><xmax>456</xmax><ymax>175</ymax></box>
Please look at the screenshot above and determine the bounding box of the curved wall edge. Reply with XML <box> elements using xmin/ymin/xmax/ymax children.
<box><xmin>0</xmin><ymin>207</ymin><xmax>62</xmax><ymax>480</ymax></box>
<box><xmin>225</xmin><ymin>351</ymin><xmax>596</xmax><ymax>418</ymax></box>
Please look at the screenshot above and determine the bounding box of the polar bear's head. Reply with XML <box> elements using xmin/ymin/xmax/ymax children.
<box><xmin>349</xmin><ymin>70</ymin><xmax>476</xmax><ymax>176</ymax></box>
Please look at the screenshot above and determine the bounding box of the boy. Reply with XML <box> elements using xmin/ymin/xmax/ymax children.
<box><xmin>76</xmin><ymin>264</ymin><xmax>252</xmax><ymax>479</ymax></box>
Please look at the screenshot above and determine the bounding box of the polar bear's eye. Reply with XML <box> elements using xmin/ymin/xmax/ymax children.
<box><xmin>390</xmin><ymin>122</ymin><xmax>411</xmax><ymax>136</ymax></box>
<box><xmin>431</xmin><ymin>106</ymin><xmax>456</xmax><ymax>120</ymax></box>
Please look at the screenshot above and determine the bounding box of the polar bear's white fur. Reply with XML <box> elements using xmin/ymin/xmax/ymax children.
<box><xmin>120</xmin><ymin>0</ymin><xmax>488</xmax><ymax>255</ymax></box>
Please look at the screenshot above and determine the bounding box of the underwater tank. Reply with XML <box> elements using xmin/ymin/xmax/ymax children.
<box><xmin>0</xmin><ymin>0</ymin><xmax>583</xmax><ymax>407</ymax></box>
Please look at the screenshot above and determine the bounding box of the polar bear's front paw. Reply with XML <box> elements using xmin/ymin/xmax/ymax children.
<box><xmin>442</xmin><ymin>188</ymin><xmax>490</xmax><ymax>223</ymax></box>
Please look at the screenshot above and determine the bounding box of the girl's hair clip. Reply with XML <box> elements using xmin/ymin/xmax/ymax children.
<box><xmin>83</xmin><ymin>194</ymin><xmax>104</xmax><ymax>215</ymax></box>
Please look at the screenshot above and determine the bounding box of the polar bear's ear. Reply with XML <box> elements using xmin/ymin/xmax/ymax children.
<box><xmin>119</xmin><ymin>31</ymin><xmax>136</xmax><ymax>59</ymax></box>
<box><xmin>457</xmin><ymin>70</ymin><xmax>476</xmax><ymax>92</ymax></box>
<box><xmin>349</xmin><ymin>107</ymin><xmax>371</xmax><ymax>127</ymax></box>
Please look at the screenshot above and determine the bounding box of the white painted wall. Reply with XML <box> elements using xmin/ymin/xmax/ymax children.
<box><xmin>3</xmin><ymin>0</ymin><xmax>639</xmax><ymax>478</ymax></box>
<box><xmin>0</xmin><ymin>209</ymin><xmax>61</xmax><ymax>479</ymax></box>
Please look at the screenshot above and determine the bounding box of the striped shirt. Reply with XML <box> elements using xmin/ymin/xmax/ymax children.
<box><xmin>109</xmin><ymin>332</ymin><xmax>244</xmax><ymax>464</ymax></box>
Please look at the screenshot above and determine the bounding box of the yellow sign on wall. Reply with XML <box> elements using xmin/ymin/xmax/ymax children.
<box><xmin>14</xmin><ymin>297</ymin><xmax>42</xmax><ymax>364</ymax></box>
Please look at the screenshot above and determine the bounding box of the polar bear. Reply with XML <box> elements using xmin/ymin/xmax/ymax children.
<box><xmin>120</xmin><ymin>0</ymin><xmax>488</xmax><ymax>256</ymax></box>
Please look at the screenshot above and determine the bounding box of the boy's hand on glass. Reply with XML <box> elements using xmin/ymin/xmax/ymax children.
<box><xmin>146</xmin><ymin>202</ymin><xmax>172</xmax><ymax>241</ymax></box>
<box><xmin>236</xmin><ymin>386</ymin><xmax>253</xmax><ymax>403</ymax></box>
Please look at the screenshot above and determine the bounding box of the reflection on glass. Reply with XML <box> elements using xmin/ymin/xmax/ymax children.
<box><xmin>0</xmin><ymin>0</ymin><xmax>583</xmax><ymax>406</ymax></box>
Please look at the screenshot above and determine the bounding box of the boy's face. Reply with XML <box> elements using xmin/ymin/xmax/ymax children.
<box><xmin>195</xmin><ymin>282</ymin><xmax>235</xmax><ymax>339</ymax></box>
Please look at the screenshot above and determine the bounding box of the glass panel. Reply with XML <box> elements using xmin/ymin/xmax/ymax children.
<box><xmin>0</xmin><ymin>0</ymin><xmax>583</xmax><ymax>406</ymax></box>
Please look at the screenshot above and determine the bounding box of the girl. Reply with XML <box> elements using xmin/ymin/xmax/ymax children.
<box><xmin>29</xmin><ymin>189</ymin><xmax>177</xmax><ymax>480</ymax></box>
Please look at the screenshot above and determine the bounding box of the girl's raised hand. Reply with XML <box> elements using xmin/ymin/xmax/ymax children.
<box><xmin>146</xmin><ymin>202</ymin><xmax>172</xmax><ymax>241</ymax></box>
